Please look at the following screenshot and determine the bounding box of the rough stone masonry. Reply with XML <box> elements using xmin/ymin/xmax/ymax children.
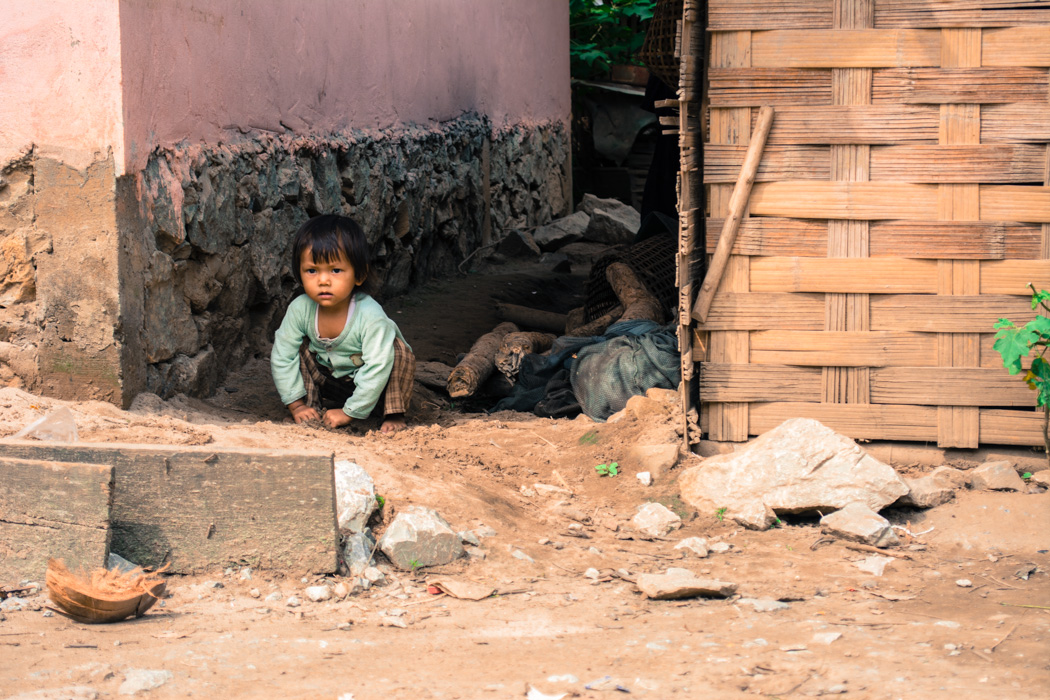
<box><xmin>0</xmin><ymin>113</ymin><xmax>569</xmax><ymax>404</ymax></box>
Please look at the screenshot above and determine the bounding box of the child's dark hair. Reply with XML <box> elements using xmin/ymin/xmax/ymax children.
<box><xmin>291</xmin><ymin>215</ymin><xmax>372</xmax><ymax>290</ymax></box>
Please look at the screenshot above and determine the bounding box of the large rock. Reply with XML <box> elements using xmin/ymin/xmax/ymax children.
<box><xmin>532</xmin><ymin>211</ymin><xmax>589</xmax><ymax>251</ymax></box>
<box><xmin>334</xmin><ymin>460</ymin><xmax>377</xmax><ymax>533</ymax></box>
<box><xmin>820</xmin><ymin>502</ymin><xmax>899</xmax><ymax>548</ymax></box>
<box><xmin>584</xmin><ymin>207</ymin><xmax>641</xmax><ymax>245</ymax></box>
<box><xmin>970</xmin><ymin>461</ymin><xmax>1026</xmax><ymax>492</ymax></box>
<box><xmin>635</xmin><ymin>568</ymin><xmax>736</xmax><ymax>600</ymax></box>
<box><xmin>577</xmin><ymin>193</ymin><xmax>628</xmax><ymax>217</ymax></box>
<box><xmin>930</xmin><ymin>466</ymin><xmax>971</xmax><ymax>489</ymax></box>
<box><xmin>378</xmin><ymin>506</ymin><xmax>464</xmax><ymax>570</ymax></box>
<box><xmin>678</xmin><ymin>418</ymin><xmax>909</xmax><ymax>529</ymax></box>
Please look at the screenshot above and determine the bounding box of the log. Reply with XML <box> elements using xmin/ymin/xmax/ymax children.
<box><xmin>495</xmin><ymin>331</ymin><xmax>557</xmax><ymax>381</ymax></box>
<box><xmin>566</xmin><ymin>304</ymin><xmax>624</xmax><ymax>337</ymax></box>
<box><xmin>606</xmin><ymin>263</ymin><xmax>664</xmax><ymax>323</ymax></box>
<box><xmin>495</xmin><ymin>303</ymin><xmax>567</xmax><ymax>334</ymax></box>
<box><xmin>447</xmin><ymin>322</ymin><xmax>519</xmax><ymax>398</ymax></box>
<box><xmin>695</xmin><ymin>105</ymin><xmax>775</xmax><ymax>323</ymax></box>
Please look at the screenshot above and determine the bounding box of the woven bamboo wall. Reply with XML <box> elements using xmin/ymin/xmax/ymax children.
<box><xmin>689</xmin><ymin>0</ymin><xmax>1050</xmax><ymax>447</ymax></box>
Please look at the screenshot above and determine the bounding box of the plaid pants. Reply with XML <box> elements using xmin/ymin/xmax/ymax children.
<box><xmin>298</xmin><ymin>337</ymin><xmax>415</xmax><ymax>418</ymax></box>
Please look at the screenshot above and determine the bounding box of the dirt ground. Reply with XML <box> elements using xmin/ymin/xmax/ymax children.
<box><xmin>1</xmin><ymin>258</ymin><xmax>1049</xmax><ymax>700</ymax></box>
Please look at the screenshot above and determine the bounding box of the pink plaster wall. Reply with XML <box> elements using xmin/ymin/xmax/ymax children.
<box><xmin>118</xmin><ymin>0</ymin><xmax>570</xmax><ymax>172</ymax></box>
<box><xmin>0</xmin><ymin>1</ymin><xmax>124</xmax><ymax>171</ymax></box>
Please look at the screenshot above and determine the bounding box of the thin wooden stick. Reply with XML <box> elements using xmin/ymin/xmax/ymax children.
<box><xmin>989</xmin><ymin>623</ymin><xmax>1018</xmax><ymax>652</ymax></box>
<box><xmin>693</xmin><ymin>105</ymin><xmax>775</xmax><ymax>323</ymax></box>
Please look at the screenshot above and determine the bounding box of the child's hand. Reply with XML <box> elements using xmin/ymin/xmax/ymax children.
<box><xmin>323</xmin><ymin>409</ymin><xmax>352</xmax><ymax>429</ymax></box>
<box><xmin>289</xmin><ymin>403</ymin><xmax>320</xmax><ymax>424</ymax></box>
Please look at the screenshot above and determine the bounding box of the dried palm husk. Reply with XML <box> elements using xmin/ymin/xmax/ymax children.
<box><xmin>46</xmin><ymin>558</ymin><xmax>167</xmax><ymax>624</ymax></box>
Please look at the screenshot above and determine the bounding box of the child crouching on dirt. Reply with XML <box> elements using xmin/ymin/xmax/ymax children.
<box><xmin>270</xmin><ymin>214</ymin><xmax>415</xmax><ymax>434</ymax></box>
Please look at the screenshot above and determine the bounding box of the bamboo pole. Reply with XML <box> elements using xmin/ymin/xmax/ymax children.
<box><xmin>693</xmin><ymin>105</ymin><xmax>775</xmax><ymax>324</ymax></box>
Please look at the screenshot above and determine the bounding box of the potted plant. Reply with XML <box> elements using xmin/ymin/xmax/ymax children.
<box><xmin>570</xmin><ymin>0</ymin><xmax>655</xmax><ymax>83</ymax></box>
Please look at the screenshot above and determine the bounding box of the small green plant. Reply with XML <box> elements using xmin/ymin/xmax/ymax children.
<box><xmin>579</xmin><ymin>430</ymin><xmax>600</xmax><ymax>445</ymax></box>
<box><xmin>409</xmin><ymin>559</ymin><xmax>421</xmax><ymax>571</ymax></box>
<box><xmin>594</xmin><ymin>462</ymin><xmax>619</xmax><ymax>477</ymax></box>
<box><xmin>993</xmin><ymin>283</ymin><xmax>1050</xmax><ymax>466</ymax></box>
<box><xmin>769</xmin><ymin>518</ymin><xmax>783</xmax><ymax>530</ymax></box>
<box><xmin>1023</xmin><ymin>471</ymin><xmax>1033</xmax><ymax>481</ymax></box>
<box><xmin>715</xmin><ymin>507</ymin><xmax>727</xmax><ymax>522</ymax></box>
<box><xmin>375</xmin><ymin>494</ymin><xmax>385</xmax><ymax>509</ymax></box>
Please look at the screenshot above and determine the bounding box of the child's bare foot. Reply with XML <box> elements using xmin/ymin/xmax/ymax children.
<box><xmin>380</xmin><ymin>414</ymin><xmax>406</xmax><ymax>434</ymax></box>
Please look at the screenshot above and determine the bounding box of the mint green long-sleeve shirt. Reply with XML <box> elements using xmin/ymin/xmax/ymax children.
<box><xmin>270</xmin><ymin>293</ymin><xmax>408</xmax><ymax>419</ymax></box>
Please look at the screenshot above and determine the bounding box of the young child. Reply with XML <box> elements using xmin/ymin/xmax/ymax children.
<box><xmin>270</xmin><ymin>215</ymin><xmax>414</xmax><ymax>433</ymax></box>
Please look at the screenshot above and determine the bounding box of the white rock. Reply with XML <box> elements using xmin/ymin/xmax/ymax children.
<box><xmin>820</xmin><ymin>502</ymin><xmax>899</xmax><ymax>548</ymax></box>
<box><xmin>680</xmin><ymin>419</ymin><xmax>908</xmax><ymax>529</ymax></box>
<box><xmin>854</xmin><ymin>555</ymin><xmax>895</xmax><ymax>577</ymax></box>
<box><xmin>631</xmin><ymin>502</ymin><xmax>682</xmax><ymax>538</ymax></box>
<box><xmin>636</xmin><ymin>471</ymin><xmax>652</xmax><ymax>486</ymax></box>
<box><xmin>956</xmin><ymin>579</ymin><xmax>973</xmax><ymax>588</ymax></box>
<box><xmin>970</xmin><ymin>461</ymin><xmax>1026</xmax><ymax>492</ymax></box>
<box><xmin>636</xmin><ymin>569</ymin><xmax>736</xmax><ymax>600</ymax></box>
<box><xmin>334</xmin><ymin>460</ymin><xmax>377</xmax><ymax>533</ymax></box>
<box><xmin>305</xmin><ymin>585</ymin><xmax>332</xmax><ymax>602</ymax></box>
<box><xmin>378</xmin><ymin>506</ymin><xmax>465</xmax><ymax>570</ymax></box>
<box><xmin>674</xmin><ymin>537</ymin><xmax>709</xmax><ymax>558</ymax></box>
<box><xmin>118</xmin><ymin>670</ymin><xmax>173</xmax><ymax>696</ymax></box>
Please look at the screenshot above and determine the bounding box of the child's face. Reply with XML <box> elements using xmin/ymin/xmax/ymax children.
<box><xmin>299</xmin><ymin>246</ymin><xmax>362</xmax><ymax>310</ymax></box>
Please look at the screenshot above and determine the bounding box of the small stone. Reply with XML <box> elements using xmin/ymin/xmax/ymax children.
<box><xmin>812</xmin><ymin>632</ymin><xmax>842</xmax><ymax>645</ymax></box>
<box><xmin>119</xmin><ymin>669</ymin><xmax>173</xmax><ymax>695</ymax></box>
<box><xmin>466</xmin><ymin>547</ymin><xmax>487</xmax><ymax>560</ymax></box>
<box><xmin>534</xmin><ymin>483</ymin><xmax>573</xmax><ymax>498</ymax></box>
<box><xmin>631</xmin><ymin>502</ymin><xmax>682</xmax><ymax>538</ymax></box>
<box><xmin>898</xmin><ymin>475</ymin><xmax>955</xmax><ymax>509</ymax></box>
<box><xmin>286</xmin><ymin>596</ymin><xmax>302</xmax><ymax>607</ymax></box>
<box><xmin>636</xmin><ymin>471</ymin><xmax>652</xmax><ymax>486</ymax></box>
<box><xmin>956</xmin><ymin>579</ymin><xmax>973</xmax><ymax>588</ymax></box>
<box><xmin>265</xmin><ymin>592</ymin><xmax>282</xmax><ymax>602</ymax></box>
<box><xmin>520</xmin><ymin>485</ymin><xmax>537</xmax><ymax>497</ymax></box>
<box><xmin>459</xmin><ymin>530</ymin><xmax>481</xmax><ymax>547</ymax></box>
<box><xmin>584</xmin><ymin>568</ymin><xmax>601</xmax><ymax>580</ymax></box>
<box><xmin>636</xmin><ymin>569</ymin><xmax>736</xmax><ymax>600</ymax></box>
<box><xmin>239</xmin><ymin>567</ymin><xmax>253</xmax><ymax>581</ymax></box>
<box><xmin>538</xmin><ymin>537</ymin><xmax>551</xmax><ymax>545</ymax></box>
<box><xmin>511</xmin><ymin>549</ymin><xmax>535</xmax><ymax>563</ymax></box>
<box><xmin>588</xmin><ymin>546</ymin><xmax>602</xmax><ymax>555</ymax></box>
<box><xmin>1031</xmin><ymin>471</ymin><xmax>1050</xmax><ymax>488</ymax></box>
<box><xmin>820</xmin><ymin>502</ymin><xmax>899</xmax><ymax>548</ymax></box>
<box><xmin>363</xmin><ymin>567</ymin><xmax>386</xmax><ymax>585</ymax></box>
<box><xmin>42</xmin><ymin>609</ymin><xmax>53</xmax><ymax>617</ymax></box>
<box><xmin>737</xmin><ymin>597</ymin><xmax>790</xmax><ymax>612</ymax></box>
<box><xmin>333</xmin><ymin>582</ymin><xmax>350</xmax><ymax>599</ymax></box>
<box><xmin>378</xmin><ymin>505</ymin><xmax>465</xmax><ymax>570</ymax></box>
<box><xmin>249</xmin><ymin>588</ymin><xmax>261</xmax><ymax>599</ymax></box>
<box><xmin>305</xmin><ymin>585</ymin><xmax>332</xmax><ymax>602</ymax></box>
<box><xmin>474</xmin><ymin>525</ymin><xmax>498</xmax><ymax>538</ymax></box>
<box><xmin>674</xmin><ymin>537</ymin><xmax>709</xmax><ymax>558</ymax></box>
<box><xmin>971</xmin><ymin>461</ymin><xmax>1026</xmax><ymax>492</ymax></box>
<box><xmin>709</xmin><ymin>542</ymin><xmax>732</xmax><ymax>554</ymax></box>
<box><xmin>202</xmin><ymin>581</ymin><xmax>223</xmax><ymax>589</ymax></box>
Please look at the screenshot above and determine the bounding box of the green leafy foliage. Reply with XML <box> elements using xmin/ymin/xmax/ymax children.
<box><xmin>579</xmin><ymin>430</ymin><xmax>600</xmax><ymax>445</ymax></box>
<box><xmin>715</xmin><ymin>507</ymin><xmax>727</xmax><ymax>522</ymax></box>
<box><xmin>570</xmin><ymin>0</ymin><xmax>655</xmax><ymax>80</ymax></box>
<box><xmin>594</xmin><ymin>462</ymin><xmax>619</xmax><ymax>477</ymax></box>
<box><xmin>993</xmin><ymin>284</ymin><xmax>1050</xmax><ymax>466</ymax></box>
<box><xmin>375</xmin><ymin>494</ymin><xmax>385</xmax><ymax>509</ymax></box>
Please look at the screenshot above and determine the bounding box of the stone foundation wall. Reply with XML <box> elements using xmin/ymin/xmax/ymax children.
<box><xmin>131</xmin><ymin>113</ymin><xmax>569</xmax><ymax>398</ymax></box>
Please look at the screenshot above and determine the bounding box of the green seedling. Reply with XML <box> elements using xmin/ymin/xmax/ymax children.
<box><xmin>594</xmin><ymin>462</ymin><xmax>619</xmax><ymax>477</ymax></box>
<box><xmin>769</xmin><ymin>518</ymin><xmax>783</xmax><ymax>530</ymax></box>
<box><xmin>1023</xmin><ymin>472</ymin><xmax>1033</xmax><ymax>480</ymax></box>
<box><xmin>715</xmin><ymin>507</ymin><xmax>727</xmax><ymax>522</ymax></box>
<box><xmin>409</xmin><ymin>559</ymin><xmax>422</xmax><ymax>570</ymax></box>
<box><xmin>579</xmin><ymin>430</ymin><xmax>600</xmax><ymax>445</ymax></box>
<box><xmin>375</xmin><ymin>494</ymin><xmax>385</xmax><ymax>509</ymax></box>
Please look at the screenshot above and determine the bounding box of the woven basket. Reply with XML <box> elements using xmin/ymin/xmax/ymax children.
<box><xmin>638</xmin><ymin>0</ymin><xmax>683</xmax><ymax>91</ymax></box>
<box><xmin>584</xmin><ymin>233</ymin><xmax>678</xmax><ymax>323</ymax></box>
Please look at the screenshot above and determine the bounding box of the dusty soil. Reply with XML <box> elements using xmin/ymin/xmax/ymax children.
<box><xmin>1</xmin><ymin>258</ymin><xmax>1049</xmax><ymax>700</ymax></box>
